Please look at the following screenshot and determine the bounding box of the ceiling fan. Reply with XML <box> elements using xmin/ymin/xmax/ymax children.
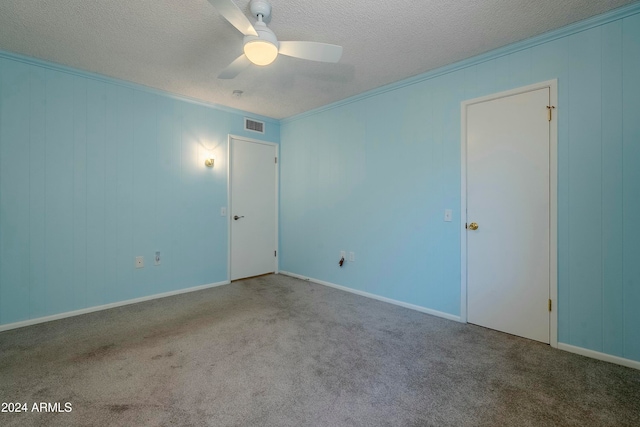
<box><xmin>208</xmin><ymin>0</ymin><xmax>343</xmax><ymax>79</ymax></box>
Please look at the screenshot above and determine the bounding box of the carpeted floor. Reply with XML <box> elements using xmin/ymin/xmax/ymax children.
<box><xmin>0</xmin><ymin>274</ymin><xmax>638</xmax><ymax>426</ymax></box>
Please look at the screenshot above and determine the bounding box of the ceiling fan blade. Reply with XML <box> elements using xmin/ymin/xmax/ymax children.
<box><xmin>218</xmin><ymin>54</ymin><xmax>251</xmax><ymax>79</ymax></box>
<box><xmin>207</xmin><ymin>0</ymin><xmax>257</xmax><ymax>36</ymax></box>
<box><xmin>278</xmin><ymin>41</ymin><xmax>343</xmax><ymax>63</ymax></box>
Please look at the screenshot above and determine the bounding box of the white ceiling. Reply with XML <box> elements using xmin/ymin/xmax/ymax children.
<box><xmin>0</xmin><ymin>0</ymin><xmax>636</xmax><ymax>119</ymax></box>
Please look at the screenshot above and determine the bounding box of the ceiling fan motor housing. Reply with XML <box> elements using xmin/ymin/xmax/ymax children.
<box><xmin>243</xmin><ymin>21</ymin><xmax>278</xmax><ymax>48</ymax></box>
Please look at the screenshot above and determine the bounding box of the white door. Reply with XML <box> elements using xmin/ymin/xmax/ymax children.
<box><xmin>230</xmin><ymin>138</ymin><xmax>277</xmax><ymax>281</ymax></box>
<box><xmin>466</xmin><ymin>87</ymin><xmax>550</xmax><ymax>343</ymax></box>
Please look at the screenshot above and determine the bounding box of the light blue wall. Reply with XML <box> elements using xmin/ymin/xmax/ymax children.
<box><xmin>0</xmin><ymin>54</ymin><xmax>279</xmax><ymax>326</ymax></box>
<box><xmin>280</xmin><ymin>9</ymin><xmax>640</xmax><ymax>362</ymax></box>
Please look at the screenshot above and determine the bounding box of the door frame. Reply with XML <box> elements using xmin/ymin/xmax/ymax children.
<box><xmin>460</xmin><ymin>80</ymin><xmax>558</xmax><ymax>347</ymax></box>
<box><xmin>227</xmin><ymin>134</ymin><xmax>279</xmax><ymax>281</ymax></box>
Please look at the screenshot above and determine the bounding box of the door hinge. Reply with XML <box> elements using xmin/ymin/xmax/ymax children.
<box><xmin>275</xmin><ymin>157</ymin><xmax>277</xmax><ymax>164</ymax></box>
<box><xmin>548</xmin><ymin>299</ymin><xmax>552</xmax><ymax>312</ymax></box>
<box><xmin>274</xmin><ymin>250</ymin><xmax>277</xmax><ymax>257</ymax></box>
<box><xmin>547</xmin><ymin>105</ymin><xmax>555</xmax><ymax>121</ymax></box>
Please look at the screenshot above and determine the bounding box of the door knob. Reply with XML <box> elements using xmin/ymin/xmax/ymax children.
<box><xmin>468</xmin><ymin>222</ymin><xmax>479</xmax><ymax>230</ymax></box>
<box><xmin>233</xmin><ymin>215</ymin><xmax>244</xmax><ymax>220</ymax></box>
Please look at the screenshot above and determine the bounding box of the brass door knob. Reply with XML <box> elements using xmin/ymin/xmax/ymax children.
<box><xmin>468</xmin><ymin>222</ymin><xmax>479</xmax><ymax>230</ymax></box>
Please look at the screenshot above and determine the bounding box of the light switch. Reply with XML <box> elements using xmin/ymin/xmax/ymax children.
<box><xmin>221</xmin><ymin>207</ymin><xmax>227</xmax><ymax>216</ymax></box>
<box><xmin>444</xmin><ymin>209</ymin><xmax>453</xmax><ymax>222</ymax></box>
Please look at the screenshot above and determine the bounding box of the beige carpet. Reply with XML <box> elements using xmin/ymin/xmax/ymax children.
<box><xmin>1</xmin><ymin>274</ymin><xmax>639</xmax><ymax>426</ymax></box>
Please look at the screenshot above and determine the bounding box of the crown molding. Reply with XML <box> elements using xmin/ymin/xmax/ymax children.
<box><xmin>282</xmin><ymin>1</ymin><xmax>640</xmax><ymax>124</ymax></box>
<box><xmin>0</xmin><ymin>49</ymin><xmax>279</xmax><ymax>124</ymax></box>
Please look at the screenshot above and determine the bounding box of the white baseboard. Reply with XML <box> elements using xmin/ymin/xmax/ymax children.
<box><xmin>0</xmin><ymin>280</ymin><xmax>230</xmax><ymax>332</ymax></box>
<box><xmin>279</xmin><ymin>271</ymin><xmax>462</xmax><ymax>323</ymax></box>
<box><xmin>557</xmin><ymin>343</ymin><xmax>640</xmax><ymax>370</ymax></box>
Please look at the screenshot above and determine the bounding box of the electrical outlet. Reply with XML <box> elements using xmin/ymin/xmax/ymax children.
<box><xmin>349</xmin><ymin>252</ymin><xmax>355</xmax><ymax>262</ymax></box>
<box><xmin>135</xmin><ymin>256</ymin><xmax>144</xmax><ymax>269</ymax></box>
<box><xmin>154</xmin><ymin>251</ymin><xmax>161</xmax><ymax>266</ymax></box>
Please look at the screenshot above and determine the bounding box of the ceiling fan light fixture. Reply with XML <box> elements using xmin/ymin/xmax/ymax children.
<box><xmin>213</xmin><ymin>0</ymin><xmax>343</xmax><ymax>79</ymax></box>
<box><xmin>243</xmin><ymin>40</ymin><xmax>278</xmax><ymax>66</ymax></box>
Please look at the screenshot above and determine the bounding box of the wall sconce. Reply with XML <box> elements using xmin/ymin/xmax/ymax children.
<box><xmin>204</xmin><ymin>158</ymin><xmax>215</xmax><ymax>168</ymax></box>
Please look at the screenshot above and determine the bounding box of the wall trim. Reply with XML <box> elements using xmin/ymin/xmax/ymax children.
<box><xmin>279</xmin><ymin>271</ymin><xmax>462</xmax><ymax>323</ymax></box>
<box><xmin>0</xmin><ymin>280</ymin><xmax>230</xmax><ymax>333</ymax></box>
<box><xmin>0</xmin><ymin>50</ymin><xmax>279</xmax><ymax>125</ymax></box>
<box><xmin>281</xmin><ymin>2</ymin><xmax>640</xmax><ymax>124</ymax></box>
<box><xmin>557</xmin><ymin>343</ymin><xmax>640</xmax><ymax>370</ymax></box>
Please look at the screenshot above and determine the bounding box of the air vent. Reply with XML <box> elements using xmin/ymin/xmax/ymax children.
<box><xmin>244</xmin><ymin>117</ymin><xmax>265</xmax><ymax>134</ymax></box>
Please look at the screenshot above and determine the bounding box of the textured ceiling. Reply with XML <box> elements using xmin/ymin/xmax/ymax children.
<box><xmin>0</xmin><ymin>0</ymin><xmax>636</xmax><ymax>119</ymax></box>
